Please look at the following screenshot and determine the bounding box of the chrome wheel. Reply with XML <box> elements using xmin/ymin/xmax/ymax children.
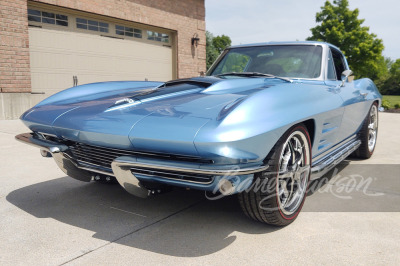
<box><xmin>368</xmin><ymin>104</ymin><xmax>378</xmax><ymax>152</ymax></box>
<box><xmin>277</xmin><ymin>130</ymin><xmax>310</xmax><ymax>216</ymax></box>
<box><xmin>238</xmin><ymin>124</ymin><xmax>311</xmax><ymax>226</ymax></box>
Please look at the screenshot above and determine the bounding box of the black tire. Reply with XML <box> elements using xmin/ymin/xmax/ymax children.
<box><xmin>353</xmin><ymin>102</ymin><xmax>378</xmax><ymax>159</ymax></box>
<box><xmin>238</xmin><ymin>124</ymin><xmax>311</xmax><ymax>226</ymax></box>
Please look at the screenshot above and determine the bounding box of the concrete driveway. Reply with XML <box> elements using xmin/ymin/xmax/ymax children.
<box><xmin>0</xmin><ymin>113</ymin><xmax>399</xmax><ymax>265</ymax></box>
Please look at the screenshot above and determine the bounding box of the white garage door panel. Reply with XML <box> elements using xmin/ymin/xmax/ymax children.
<box><xmin>29</xmin><ymin>27</ymin><xmax>172</xmax><ymax>96</ymax></box>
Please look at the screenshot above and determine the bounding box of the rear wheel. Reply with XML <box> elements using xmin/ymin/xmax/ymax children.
<box><xmin>238</xmin><ymin>124</ymin><xmax>311</xmax><ymax>226</ymax></box>
<box><xmin>354</xmin><ymin>102</ymin><xmax>378</xmax><ymax>159</ymax></box>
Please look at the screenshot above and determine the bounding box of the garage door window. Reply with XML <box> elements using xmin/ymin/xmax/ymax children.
<box><xmin>28</xmin><ymin>9</ymin><xmax>68</xmax><ymax>27</ymax></box>
<box><xmin>76</xmin><ymin>18</ymin><xmax>109</xmax><ymax>33</ymax></box>
<box><xmin>116</xmin><ymin>25</ymin><xmax>142</xmax><ymax>38</ymax></box>
<box><xmin>147</xmin><ymin>31</ymin><xmax>169</xmax><ymax>43</ymax></box>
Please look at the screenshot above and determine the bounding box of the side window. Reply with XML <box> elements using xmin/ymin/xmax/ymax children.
<box><xmin>327</xmin><ymin>50</ymin><xmax>337</xmax><ymax>80</ymax></box>
<box><xmin>330</xmin><ymin>48</ymin><xmax>346</xmax><ymax>80</ymax></box>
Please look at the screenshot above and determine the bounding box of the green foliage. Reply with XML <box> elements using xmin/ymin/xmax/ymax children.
<box><xmin>375</xmin><ymin>57</ymin><xmax>391</xmax><ymax>92</ymax></box>
<box><xmin>378</xmin><ymin>59</ymin><xmax>400</xmax><ymax>95</ymax></box>
<box><xmin>381</xmin><ymin>99</ymin><xmax>391</xmax><ymax>110</ymax></box>
<box><xmin>206</xmin><ymin>31</ymin><xmax>219</xmax><ymax>70</ymax></box>
<box><xmin>389</xmin><ymin>59</ymin><xmax>400</xmax><ymax>75</ymax></box>
<box><xmin>212</xmin><ymin>35</ymin><xmax>232</xmax><ymax>54</ymax></box>
<box><xmin>395</xmin><ymin>103</ymin><xmax>400</xmax><ymax>109</ymax></box>
<box><xmin>307</xmin><ymin>0</ymin><xmax>385</xmax><ymax>81</ymax></box>
<box><xmin>206</xmin><ymin>31</ymin><xmax>232</xmax><ymax>70</ymax></box>
<box><xmin>382</xmin><ymin>95</ymin><xmax>400</xmax><ymax>109</ymax></box>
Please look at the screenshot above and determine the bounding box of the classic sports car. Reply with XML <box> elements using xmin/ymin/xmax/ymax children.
<box><xmin>16</xmin><ymin>41</ymin><xmax>381</xmax><ymax>226</ymax></box>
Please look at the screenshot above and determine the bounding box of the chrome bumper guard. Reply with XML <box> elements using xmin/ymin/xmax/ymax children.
<box><xmin>16</xmin><ymin>133</ymin><xmax>269</xmax><ymax>198</ymax></box>
<box><xmin>111</xmin><ymin>157</ymin><xmax>268</xmax><ymax>198</ymax></box>
<box><xmin>16</xmin><ymin>133</ymin><xmax>94</xmax><ymax>182</ymax></box>
<box><xmin>15</xmin><ymin>132</ymin><xmax>68</xmax><ymax>153</ymax></box>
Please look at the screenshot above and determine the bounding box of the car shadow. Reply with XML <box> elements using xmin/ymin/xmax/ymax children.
<box><xmin>307</xmin><ymin>160</ymin><xmax>350</xmax><ymax>196</ymax></box>
<box><xmin>305</xmin><ymin>160</ymin><xmax>400</xmax><ymax>212</ymax></box>
<box><xmin>6</xmin><ymin>176</ymin><xmax>281</xmax><ymax>257</ymax></box>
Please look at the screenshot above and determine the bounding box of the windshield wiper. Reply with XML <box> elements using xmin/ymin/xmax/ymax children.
<box><xmin>215</xmin><ymin>72</ymin><xmax>270</xmax><ymax>77</ymax></box>
<box><xmin>215</xmin><ymin>72</ymin><xmax>292</xmax><ymax>82</ymax></box>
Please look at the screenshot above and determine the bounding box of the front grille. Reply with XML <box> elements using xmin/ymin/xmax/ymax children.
<box><xmin>38</xmin><ymin>133</ymin><xmax>215</xmax><ymax>184</ymax></box>
<box><xmin>68</xmin><ymin>143</ymin><xmax>132</xmax><ymax>170</ymax></box>
<box><xmin>66</xmin><ymin>142</ymin><xmax>212</xmax><ymax>169</ymax></box>
<box><xmin>130</xmin><ymin>167</ymin><xmax>214</xmax><ymax>184</ymax></box>
<box><xmin>56</xmin><ymin>141</ymin><xmax>214</xmax><ymax>184</ymax></box>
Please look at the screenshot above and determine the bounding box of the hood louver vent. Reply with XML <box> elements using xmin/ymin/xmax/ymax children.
<box><xmin>162</xmin><ymin>77</ymin><xmax>221</xmax><ymax>89</ymax></box>
<box><xmin>163</xmin><ymin>80</ymin><xmax>212</xmax><ymax>88</ymax></box>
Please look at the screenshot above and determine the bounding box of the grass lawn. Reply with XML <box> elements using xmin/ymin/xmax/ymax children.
<box><xmin>382</xmin><ymin>95</ymin><xmax>400</xmax><ymax>109</ymax></box>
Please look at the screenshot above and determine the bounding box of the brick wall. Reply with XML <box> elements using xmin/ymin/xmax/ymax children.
<box><xmin>32</xmin><ymin>0</ymin><xmax>206</xmax><ymax>78</ymax></box>
<box><xmin>0</xmin><ymin>0</ymin><xmax>31</xmax><ymax>93</ymax></box>
<box><xmin>127</xmin><ymin>0</ymin><xmax>205</xmax><ymax>20</ymax></box>
<box><xmin>0</xmin><ymin>0</ymin><xmax>206</xmax><ymax>119</ymax></box>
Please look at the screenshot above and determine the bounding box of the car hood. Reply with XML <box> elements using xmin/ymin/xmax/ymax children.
<box><xmin>21</xmin><ymin>77</ymin><xmax>287</xmax><ymax>154</ymax></box>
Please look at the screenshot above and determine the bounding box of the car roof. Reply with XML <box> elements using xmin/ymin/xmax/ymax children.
<box><xmin>229</xmin><ymin>41</ymin><xmax>341</xmax><ymax>51</ymax></box>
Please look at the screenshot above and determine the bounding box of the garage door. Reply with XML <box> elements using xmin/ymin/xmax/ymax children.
<box><xmin>28</xmin><ymin>5</ymin><xmax>175</xmax><ymax>98</ymax></box>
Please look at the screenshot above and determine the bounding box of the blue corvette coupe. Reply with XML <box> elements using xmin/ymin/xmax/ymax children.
<box><xmin>16</xmin><ymin>41</ymin><xmax>381</xmax><ymax>226</ymax></box>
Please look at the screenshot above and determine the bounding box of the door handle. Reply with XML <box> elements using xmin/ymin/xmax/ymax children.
<box><xmin>360</xmin><ymin>92</ymin><xmax>368</xmax><ymax>99</ymax></box>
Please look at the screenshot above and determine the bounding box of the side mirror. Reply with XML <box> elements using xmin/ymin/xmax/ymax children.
<box><xmin>340</xmin><ymin>70</ymin><xmax>354</xmax><ymax>87</ymax></box>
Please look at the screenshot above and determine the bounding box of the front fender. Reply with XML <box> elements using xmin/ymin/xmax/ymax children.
<box><xmin>34</xmin><ymin>81</ymin><xmax>163</xmax><ymax>107</ymax></box>
<box><xmin>194</xmin><ymin>81</ymin><xmax>344</xmax><ymax>163</ymax></box>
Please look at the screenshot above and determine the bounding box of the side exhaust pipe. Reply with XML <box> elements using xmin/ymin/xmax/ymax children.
<box><xmin>218</xmin><ymin>179</ymin><xmax>236</xmax><ymax>196</ymax></box>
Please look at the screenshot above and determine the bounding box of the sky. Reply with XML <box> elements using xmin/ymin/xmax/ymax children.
<box><xmin>205</xmin><ymin>0</ymin><xmax>400</xmax><ymax>60</ymax></box>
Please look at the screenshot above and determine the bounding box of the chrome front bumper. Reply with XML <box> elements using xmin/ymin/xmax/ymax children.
<box><xmin>15</xmin><ymin>132</ymin><xmax>68</xmax><ymax>153</ymax></box>
<box><xmin>16</xmin><ymin>132</ymin><xmax>268</xmax><ymax>197</ymax></box>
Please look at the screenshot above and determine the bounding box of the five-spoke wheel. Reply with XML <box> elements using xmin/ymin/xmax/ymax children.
<box><xmin>238</xmin><ymin>124</ymin><xmax>311</xmax><ymax>226</ymax></box>
<box><xmin>277</xmin><ymin>130</ymin><xmax>310</xmax><ymax>216</ymax></box>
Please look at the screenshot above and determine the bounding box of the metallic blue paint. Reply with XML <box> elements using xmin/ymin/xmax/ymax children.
<box><xmin>19</xmin><ymin>41</ymin><xmax>382</xmax><ymax>192</ymax></box>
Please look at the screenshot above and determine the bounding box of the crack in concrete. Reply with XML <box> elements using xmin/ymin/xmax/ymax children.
<box><xmin>327</xmin><ymin>182</ymin><xmax>400</xmax><ymax>196</ymax></box>
<box><xmin>59</xmin><ymin>199</ymin><xmax>204</xmax><ymax>265</ymax></box>
<box><xmin>0</xmin><ymin>131</ymin><xmax>17</xmax><ymax>135</ymax></box>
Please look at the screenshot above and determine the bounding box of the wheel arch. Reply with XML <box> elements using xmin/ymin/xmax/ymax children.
<box><xmin>301</xmin><ymin>119</ymin><xmax>315</xmax><ymax>148</ymax></box>
<box><xmin>262</xmin><ymin>119</ymin><xmax>314</xmax><ymax>164</ymax></box>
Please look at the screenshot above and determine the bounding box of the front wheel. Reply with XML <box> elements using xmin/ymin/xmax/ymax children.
<box><xmin>238</xmin><ymin>124</ymin><xmax>311</xmax><ymax>226</ymax></box>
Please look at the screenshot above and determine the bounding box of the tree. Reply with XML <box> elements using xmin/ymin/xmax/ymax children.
<box><xmin>378</xmin><ymin>59</ymin><xmax>400</xmax><ymax>95</ymax></box>
<box><xmin>389</xmin><ymin>59</ymin><xmax>400</xmax><ymax>75</ymax></box>
<box><xmin>206</xmin><ymin>31</ymin><xmax>219</xmax><ymax>70</ymax></box>
<box><xmin>375</xmin><ymin>57</ymin><xmax>392</xmax><ymax>91</ymax></box>
<box><xmin>307</xmin><ymin>0</ymin><xmax>385</xmax><ymax>80</ymax></box>
<box><xmin>212</xmin><ymin>35</ymin><xmax>231</xmax><ymax>54</ymax></box>
<box><xmin>206</xmin><ymin>31</ymin><xmax>232</xmax><ymax>70</ymax></box>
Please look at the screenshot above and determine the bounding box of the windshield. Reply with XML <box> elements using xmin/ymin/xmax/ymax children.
<box><xmin>208</xmin><ymin>45</ymin><xmax>323</xmax><ymax>79</ymax></box>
